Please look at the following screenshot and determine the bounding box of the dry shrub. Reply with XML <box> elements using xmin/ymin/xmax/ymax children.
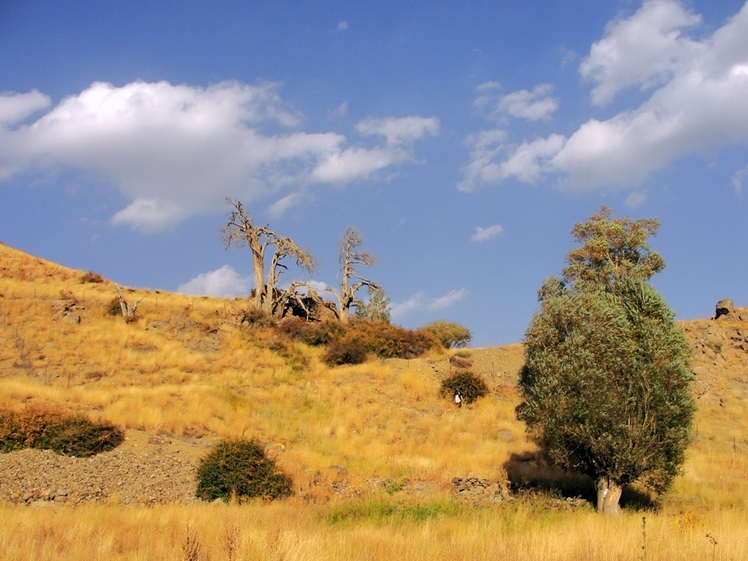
<box><xmin>105</xmin><ymin>296</ymin><xmax>121</xmax><ymax>316</ymax></box>
<box><xmin>440</xmin><ymin>371</ymin><xmax>488</xmax><ymax>405</ymax></box>
<box><xmin>320</xmin><ymin>319</ymin><xmax>440</xmax><ymax>366</ymax></box>
<box><xmin>279</xmin><ymin>317</ymin><xmax>439</xmax><ymax>366</ymax></box>
<box><xmin>0</xmin><ymin>405</ymin><xmax>124</xmax><ymax>457</ymax></box>
<box><xmin>276</xmin><ymin>318</ymin><xmax>344</xmax><ymax>346</ymax></box>
<box><xmin>196</xmin><ymin>439</ymin><xmax>293</xmax><ymax>502</ymax></box>
<box><xmin>346</xmin><ymin>319</ymin><xmax>439</xmax><ymax>360</ymax></box>
<box><xmin>322</xmin><ymin>334</ymin><xmax>369</xmax><ymax>366</ymax></box>
<box><xmin>80</xmin><ymin>271</ymin><xmax>105</xmax><ymax>284</ymax></box>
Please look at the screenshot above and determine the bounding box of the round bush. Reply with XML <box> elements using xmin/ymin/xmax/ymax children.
<box><xmin>440</xmin><ymin>371</ymin><xmax>488</xmax><ymax>405</ymax></box>
<box><xmin>0</xmin><ymin>406</ymin><xmax>124</xmax><ymax>457</ymax></box>
<box><xmin>421</xmin><ymin>320</ymin><xmax>472</xmax><ymax>349</ymax></box>
<box><xmin>196</xmin><ymin>439</ymin><xmax>293</xmax><ymax>502</ymax></box>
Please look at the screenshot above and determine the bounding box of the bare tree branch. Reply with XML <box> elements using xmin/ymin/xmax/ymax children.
<box><xmin>115</xmin><ymin>284</ymin><xmax>142</xmax><ymax>321</ymax></box>
<box><xmin>328</xmin><ymin>227</ymin><xmax>382</xmax><ymax>322</ymax></box>
<box><xmin>221</xmin><ymin>198</ymin><xmax>317</xmax><ymax>318</ymax></box>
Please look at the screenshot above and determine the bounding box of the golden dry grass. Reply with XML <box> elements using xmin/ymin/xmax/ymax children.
<box><xmin>1</xmin><ymin>241</ymin><xmax>748</xmax><ymax>560</ymax></box>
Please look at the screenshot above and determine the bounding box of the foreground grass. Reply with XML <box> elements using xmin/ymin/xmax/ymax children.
<box><xmin>0</xmin><ymin>500</ymin><xmax>745</xmax><ymax>561</ymax></box>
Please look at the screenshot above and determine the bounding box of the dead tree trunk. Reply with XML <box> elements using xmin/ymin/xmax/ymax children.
<box><xmin>596</xmin><ymin>477</ymin><xmax>623</xmax><ymax>515</ymax></box>
<box><xmin>221</xmin><ymin>199</ymin><xmax>315</xmax><ymax>318</ymax></box>
<box><xmin>327</xmin><ymin>227</ymin><xmax>381</xmax><ymax>323</ymax></box>
<box><xmin>115</xmin><ymin>285</ymin><xmax>142</xmax><ymax>322</ymax></box>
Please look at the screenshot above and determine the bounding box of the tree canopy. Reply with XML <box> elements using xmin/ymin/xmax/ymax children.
<box><xmin>562</xmin><ymin>205</ymin><xmax>665</xmax><ymax>292</ymax></box>
<box><xmin>517</xmin><ymin>207</ymin><xmax>694</xmax><ymax>515</ymax></box>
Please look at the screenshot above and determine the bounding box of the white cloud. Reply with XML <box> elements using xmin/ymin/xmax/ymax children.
<box><xmin>266</xmin><ymin>192</ymin><xmax>308</xmax><ymax>219</ymax></box>
<box><xmin>428</xmin><ymin>288</ymin><xmax>468</xmax><ymax>310</ymax></box>
<box><xmin>337</xmin><ymin>21</ymin><xmax>349</xmax><ymax>31</ymax></box>
<box><xmin>470</xmin><ymin>224</ymin><xmax>504</xmax><ymax>242</ymax></box>
<box><xmin>177</xmin><ymin>265</ymin><xmax>252</xmax><ymax>298</ymax></box>
<box><xmin>460</xmin><ymin>1</ymin><xmax>748</xmax><ymax>193</ymax></box>
<box><xmin>733</xmin><ymin>165</ymin><xmax>748</xmax><ymax>194</ymax></box>
<box><xmin>390</xmin><ymin>288</ymin><xmax>468</xmax><ymax>319</ymax></box>
<box><xmin>625</xmin><ymin>191</ymin><xmax>648</xmax><ymax>208</ymax></box>
<box><xmin>580</xmin><ymin>0</ymin><xmax>702</xmax><ymax>107</ymax></box>
<box><xmin>498</xmin><ymin>84</ymin><xmax>559</xmax><ymax>121</ymax></box>
<box><xmin>0</xmin><ymin>80</ymin><xmax>437</xmax><ymax>232</ymax></box>
<box><xmin>0</xmin><ymin>90</ymin><xmax>50</xmax><ymax>125</ymax></box>
<box><xmin>356</xmin><ymin>116</ymin><xmax>439</xmax><ymax>146</ymax></box>
<box><xmin>474</xmin><ymin>82</ymin><xmax>558</xmax><ymax>121</ymax></box>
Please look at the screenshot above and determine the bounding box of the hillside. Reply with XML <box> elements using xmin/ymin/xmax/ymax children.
<box><xmin>0</xmin><ymin>241</ymin><xmax>747</xmax><ymax>511</ymax></box>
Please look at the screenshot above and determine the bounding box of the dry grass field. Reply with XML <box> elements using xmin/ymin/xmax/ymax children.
<box><xmin>1</xmin><ymin>241</ymin><xmax>747</xmax><ymax>560</ymax></box>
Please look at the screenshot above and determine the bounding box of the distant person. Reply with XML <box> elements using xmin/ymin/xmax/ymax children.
<box><xmin>454</xmin><ymin>392</ymin><xmax>462</xmax><ymax>408</ymax></box>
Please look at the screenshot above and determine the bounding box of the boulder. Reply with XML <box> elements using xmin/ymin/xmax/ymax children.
<box><xmin>716</xmin><ymin>299</ymin><xmax>734</xmax><ymax>319</ymax></box>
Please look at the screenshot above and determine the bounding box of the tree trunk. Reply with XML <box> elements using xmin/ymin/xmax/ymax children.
<box><xmin>595</xmin><ymin>477</ymin><xmax>622</xmax><ymax>515</ymax></box>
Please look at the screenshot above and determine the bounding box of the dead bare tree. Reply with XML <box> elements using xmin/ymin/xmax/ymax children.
<box><xmin>115</xmin><ymin>285</ymin><xmax>142</xmax><ymax>322</ymax></box>
<box><xmin>220</xmin><ymin>198</ymin><xmax>316</xmax><ymax>318</ymax></box>
<box><xmin>326</xmin><ymin>227</ymin><xmax>382</xmax><ymax>323</ymax></box>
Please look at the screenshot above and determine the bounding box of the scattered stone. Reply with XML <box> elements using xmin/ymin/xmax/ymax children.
<box><xmin>498</xmin><ymin>430</ymin><xmax>514</xmax><ymax>442</ymax></box>
<box><xmin>451</xmin><ymin>476</ymin><xmax>507</xmax><ymax>505</ymax></box>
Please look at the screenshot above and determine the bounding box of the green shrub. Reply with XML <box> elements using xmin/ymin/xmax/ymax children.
<box><xmin>421</xmin><ymin>320</ymin><xmax>472</xmax><ymax>349</ymax></box>
<box><xmin>196</xmin><ymin>438</ymin><xmax>293</xmax><ymax>502</ymax></box>
<box><xmin>0</xmin><ymin>406</ymin><xmax>124</xmax><ymax>457</ymax></box>
<box><xmin>440</xmin><ymin>371</ymin><xmax>488</xmax><ymax>405</ymax></box>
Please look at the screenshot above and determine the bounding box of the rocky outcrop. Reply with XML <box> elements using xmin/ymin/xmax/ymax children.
<box><xmin>451</xmin><ymin>476</ymin><xmax>507</xmax><ymax>505</ymax></box>
<box><xmin>715</xmin><ymin>299</ymin><xmax>734</xmax><ymax>319</ymax></box>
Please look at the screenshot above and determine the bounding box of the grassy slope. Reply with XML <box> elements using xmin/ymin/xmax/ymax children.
<box><xmin>1</xmin><ymin>241</ymin><xmax>747</xmax><ymax>559</ymax></box>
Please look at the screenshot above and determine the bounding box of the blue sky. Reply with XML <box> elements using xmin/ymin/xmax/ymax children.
<box><xmin>1</xmin><ymin>0</ymin><xmax>747</xmax><ymax>346</ymax></box>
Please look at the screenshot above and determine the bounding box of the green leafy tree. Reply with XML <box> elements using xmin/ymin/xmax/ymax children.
<box><xmin>517</xmin><ymin>208</ymin><xmax>694</xmax><ymax>515</ymax></box>
<box><xmin>354</xmin><ymin>288</ymin><xmax>391</xmax><ymax>323</ymax></box>
<box><xmin>563</xmin><ymin>205</ymin><xmax>664</xmax><ymax>291</ymax></box>
<box><xmin>422</xmin><ymin>320</ymin><xmax>472</xmax><ymax>349</ymax></box>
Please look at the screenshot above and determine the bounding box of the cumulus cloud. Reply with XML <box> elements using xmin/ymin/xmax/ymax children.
<box><xmin>460</xmin><ymin>1</ymin><xmax>748</xmax><ymax>193</ymax></box>
<box><xmin>177</xmin><ymin>265</ymin><xmax>251</xmax><ymax>297</ymax></box>
<box><xmin>470</xmin><ymin>224</ymin><xmax>504</xmax><ymax>242</ymax></box>
<box><xmin>580</xmin><ymin>0</ymin><xmax>702</xmax><ymax>106</ymax></box>
<box><xmin>0</xmin><ymin>90</ymin><xmax>50</xmax><ymax>125</ymax></box>
<box><xmin>337</xmin><ymin>21</ymin><xmax>349</xmax><ymax>31</ymax></box>
<box><xmin>0</xmin><ymin>80</ymin><xmax>438</xmax><ymax>231</ymax></box>
<box><xmin>498</xmin><ymin>85</ymin><xmax>559</xmax><ymax>121</ymax></box>
<box><xmin>474</xmin><ymin>82</ymin><xmax>558</xmax><ymax>121</ymax></box>
<box><xmin>390</xmin><ymin>288</ymin><xmax>467</xmax><ymax>319</ymax></box>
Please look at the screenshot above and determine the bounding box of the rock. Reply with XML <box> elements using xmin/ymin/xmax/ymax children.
<box><xmin>716</xmin><ymin>299</ymin><xmax>734</xmax><ymax>319</ymax></box>
<box><xmin>62</xmin><ymin>313</ymin><xmax>81</xmax><ymax>325</ymax></box>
